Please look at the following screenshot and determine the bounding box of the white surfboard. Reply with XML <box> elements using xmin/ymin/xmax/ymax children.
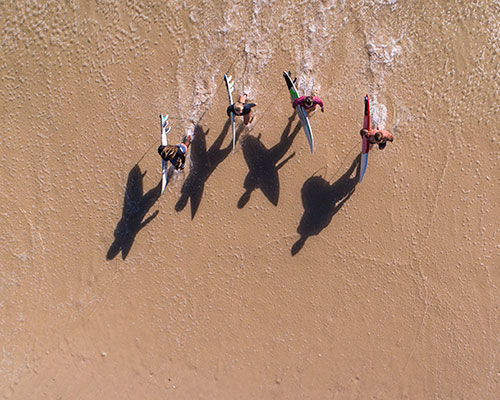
<box><xmin>224</xmin><ymin>74</ymin><xmax>236</xmax><ymax>152</ymax></box>
<box><xmin>160</xmin><ymin>114</ymin><xmax>171</xmax><ymax>194</ymax></box>
<box><xmin>283</xmin><ymin>71</ymin><xmax>314</xmax><ymax>153</ymax></box>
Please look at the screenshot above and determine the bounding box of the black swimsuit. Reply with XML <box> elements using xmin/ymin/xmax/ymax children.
<box><xmin>227</xmin><ymin>103</ymin><xmax>256</xmax><ymax>117</ymax></box>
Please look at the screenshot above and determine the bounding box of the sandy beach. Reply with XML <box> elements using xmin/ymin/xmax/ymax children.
<box><xmin>1</xmin><ymin>0</ymin><xmax>500</xmax><ymax>398</ymax></box>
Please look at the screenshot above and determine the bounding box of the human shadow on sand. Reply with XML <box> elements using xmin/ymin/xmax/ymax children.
<box><xmin>175</xmin><ymin>121</ymin><xmax>234</xmax><ymax>219</ymax></box>
<box><xmin>291</xmin><ymin>154</ymin><xmax>361</xmax><ymax>256</ymax></box>
<box><xmin>107</xmin><ymin>164</ymin><xmax>161</xmax><ymax>260</ymax></box>
<box><xmin>238</xmin><ymin>114</ymin><xmax>301</xmax><ymax>208</ymax></box>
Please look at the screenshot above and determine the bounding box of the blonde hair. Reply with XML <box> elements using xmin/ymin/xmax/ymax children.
<box><xmin>234</xmin><ymin>102</ymin><xmax>244</xmax><ymax>114</ymax></box>
<box><xmin>162</xmin><ymin>145</ymin><xmax>178</xmax><ymax>160</ymax></box>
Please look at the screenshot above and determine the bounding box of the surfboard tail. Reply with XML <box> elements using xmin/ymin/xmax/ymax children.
<box><xmin>160</xmin><ymin>114</ymin><xmax>170</xmax><ymax>194</ymax></box>
<box><xmin>360</xmin><ymin>94</ymin><xmax>370</xmax><ymax>183</ymax></box>
<box><xmin>224</xmin><ymin>74</ymin><xmax>234</xmax><ymax>105</ymax></box>
<box><xmin>224</xmin><ymin>74</ymin><xmax>237</xmax><ymax>152</ymax></box>
<box><xmin>363</xmin><ymin>94</ymin><xmax>370</xmax><ymax>130</ymax></box>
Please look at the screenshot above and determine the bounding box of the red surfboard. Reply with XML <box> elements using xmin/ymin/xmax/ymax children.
<box><xmin>359</xmin><ymin>94</ymin><xmax>370</xmax><ymax>182</ymax></box>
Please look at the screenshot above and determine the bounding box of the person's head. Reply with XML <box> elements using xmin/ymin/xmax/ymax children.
<box><xmin>159</xmin><ymin>145</ymin><xmax>178</xmax><ymax>161</ymax></box>
<box><xmin>233</xmin><ymin>102</ymin><xmax>244</xmax><ymax>115</ymax></box>
<box><xmin>374</xmin><ymin>131</ymin><xmax>383</xmax><ymax>143</ymax></box>
<box><xmin>304</xmin><ymin>96</ymin><xmax>314</xmax><ymax>107</ymax></box>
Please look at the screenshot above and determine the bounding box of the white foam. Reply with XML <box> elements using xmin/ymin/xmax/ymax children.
<box><xmin>366</xmin><ymin>37</ymin><xmax>402</xmax><ymax>74</ymax></box>
<box><xmin>354</xmin><ymin>0</ymin><xmax>399</xmax><ymax>7</ymax></box>
<box><xmin>292</xmin><ymin>0</ymin><xmax>340</xmax><ymax>94</ymax></box>
<box><xmin>370</xmin><ymin>100</ymin><xmax>388</xmax><ymax>130</ymax></box>
<box><xmin>174</xmin><ymin>0</ymin><xmax>279</xmax><ymax>134</ymax></box>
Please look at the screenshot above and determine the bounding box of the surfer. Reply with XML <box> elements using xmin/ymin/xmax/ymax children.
<box><xmin>292</xmin><ymin>95</ymin><xmax>324</xmax><ymax>116</ymax></box>
<box><xmin>227</xmin><ymin>94</ymin><xmax>257</xmax><ymax>125</ymax></box>
<box><xmin>360</xmin><ymin>128</ymin><xmax>394</xmax><ymax>150</ymax></box>
<box><xmin>158</xmin><ymin>135</ymin><xmax>192</xmax><ymax>170</ymax></box>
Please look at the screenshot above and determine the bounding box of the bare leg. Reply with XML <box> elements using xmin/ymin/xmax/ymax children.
<box><xmin>306</xmin><ymin>106</ymin><xmax>317</xmax><ymax>118</ymax></box>
<box><xmin>244</xmin><ymin>112</ymin><xmax>252</xmax><ymax>125</ymax></box>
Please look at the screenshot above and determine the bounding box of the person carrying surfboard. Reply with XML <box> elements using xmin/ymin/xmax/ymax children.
<box><xmin>158</xmin><ymin>135</ymin><xmax>192</xmax><ymax>170</ymax></box>
<box><xmin>227</xmin><ymin>93</ymin><xmax>257</xmax><ymax>125</ymax></box>
<box><xmin>292</xmin><ymin>95</ymin><xmax>324</xmax><ymax>117</ymax></box>
<box><xmin>360</xmin><ymin>128</ymin><xmax>393</xmax><ymax>150</ymax></box>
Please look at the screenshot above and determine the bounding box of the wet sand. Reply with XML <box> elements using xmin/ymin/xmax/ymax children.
<box><xmin>1</xmin><ymin>1</ymin><xmax>500</xmax><ymax>398</ymax></box>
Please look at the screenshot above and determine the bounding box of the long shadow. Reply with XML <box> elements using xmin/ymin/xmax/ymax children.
<box><xmin>107</xmin><ymin>164</ymin><xmax>161</xmax><ymax>260</ymax></box>
<box><xmin>238</xmin><ymin>114</ymin><xmax>301</xmax><ymax>208</ymax></box>
<box><xmin>175</xmin><ymin>121</ymin><xmax>233</xmax><ymax>219</ymax></box>
<box><xmin>291</xmin><ymin>154</ymin><xmax>361</xmax><ymax>255</ymax></box>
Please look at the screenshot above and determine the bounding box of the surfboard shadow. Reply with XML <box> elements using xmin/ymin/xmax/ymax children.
<box><xmin>291</xmin><ymin>154</ymin><xmax>361</xmax><ymax>256</ymax></box>
<box><xmin>175</xmin><ymin>121</ymin><xmax>234</xmax><ymax>219</ymax></box>
<box><xmin>238</xmin><ymin>114</ymin><xmax>301</xmax><ymax>208</ymax></box>
<box><xmin>106</xmin><ymin>164</ymin><xmax>161</xmax><ymax>260</ymax></box>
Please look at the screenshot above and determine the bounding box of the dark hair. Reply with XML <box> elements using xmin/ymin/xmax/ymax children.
<box><xmin>304</xmin><ymin>96</ymin><xmax>313</xmax><ymax>107</ymax></box>
<box><xmin>375</xmin><ymin>132</ymin><xmax>383</xmax><ymax>142</ymax></box>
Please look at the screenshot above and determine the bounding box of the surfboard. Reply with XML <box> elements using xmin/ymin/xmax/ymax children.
<box><xmin>359</xmin><ymin>94</ymin><xmax>370</xmax><ymax>183</ymax></box>
<box><xmin>160</xmin><ymin>114</ymin><xmax>171</xmax><ymax>194</ymax></box>
<box><xmin>282</xmin><ymin>71</ymin><xmax>314</xmax><ymax>153</ymax></box>
<box><xmin>223</xmin><ymin>74</ymin><xmax>236</xmax><ymax>152</ymax></box>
